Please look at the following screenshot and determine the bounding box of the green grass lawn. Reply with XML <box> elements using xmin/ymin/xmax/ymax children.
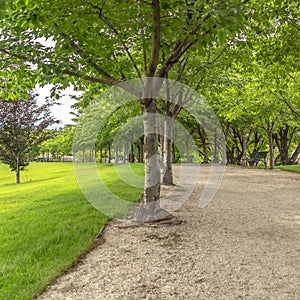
<box><xmin>0</xmin><ymin>162</ymin><xmax>143</xmax><ymax>300</ymax></box>
<box><xmin>278</xmin><ymin>164</ymin><xmax>300</xmax><ymax>174</ymax></box>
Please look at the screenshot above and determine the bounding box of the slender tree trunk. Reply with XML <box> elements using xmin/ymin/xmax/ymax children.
<box><xmin>160</xmin><ymin>123</ymin><xmax>164</xmax><ymax>169</ymax></box>
<box><xmin>267</xmin><ymin>123</ymin><xmax>275</xmax><ymax>170</ymax></box>
<box><xmin>197</xmin><ymin>124</ymin><xmax>208</xmax><ymax>163</ymax></box>
<box><xmin>162</xmin><ymin>117</ymin><xmax>174</xmax><ymax>185</ymax></box>
<box><xmin>185</xmin><ymin>133</ymin><xmax>191</xmax><ymax>163</ymax></box>
<box><xmin>108</xmin><ymin>144</ymin><xmax>111</xmax><ymax>163</ymax></box>
<box><xmin>290</xmin><ymin>142</ymin><xmax>300</xmax><ymax>164</ymax></box>
<box><xmin>172</xmin><ymin>142</ymin><xmax>176</xmax><ymax>163</ymax></box>
<box><xmin>115</xmin><ymin>147</ymin><xmax>118</xmax><ymax>163</ymax></box>
<box><xmin>129</xmin><ymin>143</ymin><xmax>134</xmax><ymax>163</ymax></box>
<box><xmin>99</xmin><ymin>146</ymin><xmax>103</xmax><ymax>163</ymax></box>
<box><xmin>16</xmin><ymin>157</ymin><xmax>20</xmax><ymax>184</ymax></box>
<box><xmin>82</xmin><ymin>148</ymin><xmax>85</xmax><ymax>162</ymax></box>
<box><xmin>138</xmin><ymin>136</ymin><xmax>144</xmax><ymax>163</ymax></box>
<box><xmin>241</xmin><ymin>135</ymin><xmax>247</xmax><ymax>165</ymax></box>
<box><xmin>123</xmin><ymin>144</ymin><xmax>127</xmax><ymax>163</ymax></box>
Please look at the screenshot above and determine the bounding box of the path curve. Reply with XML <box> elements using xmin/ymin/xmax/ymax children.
<box><xmin>37</xmin><ymin>166</ymin><xmax>300</xmax><ymax>299</ymax></box>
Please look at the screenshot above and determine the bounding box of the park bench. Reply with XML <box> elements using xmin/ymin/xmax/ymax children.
<box><xmin>241</xmin><ymin>151</ymin><xmax>268</xmax><ymax>167</ymax></box>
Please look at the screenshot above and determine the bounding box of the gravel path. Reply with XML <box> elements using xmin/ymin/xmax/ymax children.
<box><xmin>37</xmin><ymin>165</ymin><xmax>300</xmax><ymax>300</ymax></box>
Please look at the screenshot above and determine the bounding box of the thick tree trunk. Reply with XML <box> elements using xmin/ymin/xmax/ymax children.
<box><xmin>162</xmin><ymin>117</ymin><xmax>174</xmax><ymax>185</ymax></box>
<box><xmin>134</xmin><ymin>94</ymin><xmax>169</xmax><ymax>222</ymax></box>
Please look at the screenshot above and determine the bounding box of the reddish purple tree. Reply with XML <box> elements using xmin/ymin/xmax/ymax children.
<box><xmin>0</xmin><ymin>94</ymin><xmax>58</xmax><ymax>183</ymax></box>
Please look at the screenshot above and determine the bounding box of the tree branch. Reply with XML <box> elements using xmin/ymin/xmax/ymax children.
<box><xmin>147</xmin><ymin>0</ymin><xmax>161</xmax><ymax>76</ymax></box>
<box><xmin>138</xmin><ymin>1</ymin><xmax>148</xmax><ymax>73</ymax></box>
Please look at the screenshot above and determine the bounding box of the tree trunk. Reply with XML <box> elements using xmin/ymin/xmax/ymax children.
<box><xmin>197</xmin><ymin>124</ymin><xmax>208</xmax><ymax>164</ymax></box>
<box><xmin>162</xmin><ymin>117</ymin><xmax>174</xmax><ymax>185</ymax></box>
<box><xmin>16</xmin><ymin>157</ymin><xmax>20</xmax><ymax>184</ymax></box>
<box><xmin>108</xmin><ymin>144</ymin><xmax>111</xmax><ymax>163</ymax></box>
<box><xmin>267</xmin><ymin>123</ymin><xmax>275</xmax><ymax>170</ymax></box>
<box><xmin>82</xmin><ymin>148</ymin><xmax>85</xmax><ymax>162</ymax></box>
<box><xmin>290</xmin><ymin>142</ymin><xmax>300</xmax><ymax>164</ymax></box>
<box><xmin>123</xmin><ymin>144</ymin><xmax>127</xmax><ymax>163</ymax></box>
<box><xmin>99</xmin><ymin>146</ymin><xmax>103</xmax><ymax>163</ymax></box>
<box><xmin>134</xmin><ymin>94</ymin><xmax>169</xmax><ymax>222</ymax></box>
<box><xmin>115</xmin><ymin>147</ymin><xmax>118</xmax><ymax>163</ymax></box>
<box><xmin>274</xmin><ymin>125</ymin><xmax>290</xmax><ymax>165</ymax></box>
<box><xmin>160</xmin><ymin>123</ymin><xmax>164</xmax><ymax>169</ymax></box>
<box><xmin>185</xmin><ymin>133</ymin><xmax>192</xmax><ymax>163</ymax></box>
<box><xmin>129</xmin><ymin>143</ymin><xmax>134</xmax><ymax>163</ymax></box>
<box><xmin>241</xmin><ymin>135</ymin><xmax>247</xmax><ymax>165</ymax></box>
<box><xmin>138</xmin><ymin>136</ymin><xmax>144</xmax><ymax>163</ymax></box>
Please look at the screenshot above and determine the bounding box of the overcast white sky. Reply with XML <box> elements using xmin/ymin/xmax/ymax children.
<box><xmin>33</xmin><ymin>38</ymin><xmax>80</xmax><ymax>127</ymax></box>
<box><xmin>36</xmin><ymin>84</ymin><xmax>79</xmax><ymax>127</ymax></box>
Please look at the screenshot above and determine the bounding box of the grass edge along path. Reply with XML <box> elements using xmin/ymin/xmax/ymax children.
<box><xmin>0</xmin><ymin>162</ymin><xmax>143</xmax><ymax>300</ymax></box>
<box><xmin>278</xmin><ymin>164</ymin><xmax>300</xmax><ymax>174</ymax></box>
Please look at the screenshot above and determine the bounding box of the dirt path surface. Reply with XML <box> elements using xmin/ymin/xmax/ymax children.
<box><xmin>37</xmin><ymin>166</ymin><xmax>300</xmax><ymax>300</ymax></box>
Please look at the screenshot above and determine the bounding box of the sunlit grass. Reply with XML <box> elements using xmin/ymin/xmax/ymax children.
<box><xmin>278</xmin><ymin>164</ymin><xmax>300</xmax><ymax>174</ymax></box>
<box><xmin>0</xmin><ymin>162</ymin><xmax>143</xmax><ymax>300</ymax></box>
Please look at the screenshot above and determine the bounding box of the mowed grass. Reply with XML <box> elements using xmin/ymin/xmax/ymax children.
<box><xmin>0</xmin><ymin>162</ymin><xmax>143</xmax><ymax>300</ymax></box>
<box><xmin>278</xmin><ymin>164</ymin><xmax>300</xmax><ymax>174</ymax></box>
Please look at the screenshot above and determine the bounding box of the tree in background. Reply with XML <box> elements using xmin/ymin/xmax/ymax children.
<box><xmin>0</xmin><ymin>95</ymin><xmax>58</xmax><ymax>183</ymax></box>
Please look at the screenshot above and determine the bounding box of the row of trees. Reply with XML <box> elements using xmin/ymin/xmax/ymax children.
<box><xmin>1</xmin><ymin>0</ymin><xmax>299</xmax><ymax>221</ymax></box>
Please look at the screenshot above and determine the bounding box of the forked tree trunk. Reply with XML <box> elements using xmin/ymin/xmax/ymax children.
<box><xmin>162</xmin><ymin>117</ymin><xmax>174</xmax><ymax>185</ymax></box>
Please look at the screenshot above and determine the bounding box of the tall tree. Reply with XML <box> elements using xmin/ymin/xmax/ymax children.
<box><xmin>0</xmin><ymin>0</ymin><xmax>252</xmax><ymax>221</ymax></box>
<box><xmin>0</xmin><ymin>95</ymin><xmax>58</xmax><ymax>183</ymax></box>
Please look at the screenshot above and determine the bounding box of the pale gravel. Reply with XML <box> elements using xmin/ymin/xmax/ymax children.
<box><xmin>37</xmin><ymin>165</ymin><xmax>300</xmax><ymax>300</ymax></box>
